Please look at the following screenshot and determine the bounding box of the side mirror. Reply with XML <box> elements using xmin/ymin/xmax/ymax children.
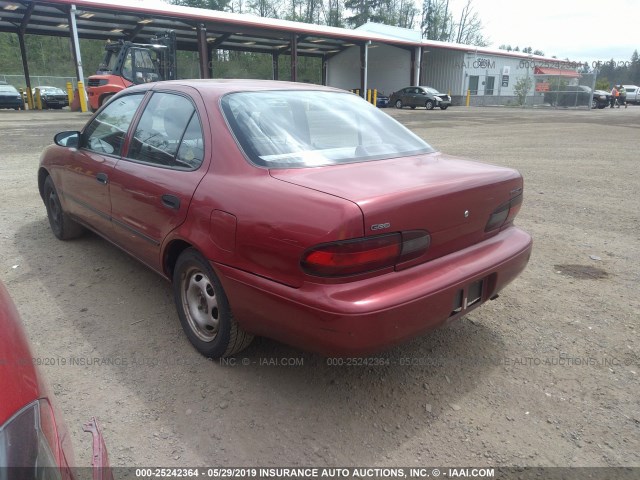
<box><xmin>54</xmin><ymin>131</ymin><xmax>80</xmax><ymax>148</ymax></box>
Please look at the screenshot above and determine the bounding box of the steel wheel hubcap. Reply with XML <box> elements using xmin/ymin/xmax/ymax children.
<box><xmin>181</xmin><ymin>267</ymin><xmax>219</xmax><ymax>342</ymax></box>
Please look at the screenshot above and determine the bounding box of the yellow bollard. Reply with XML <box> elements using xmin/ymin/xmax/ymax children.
<box><xmin>35</xmin><ymin>87</ymin><xmax>43</xmax><ymax>110</ymax></box>
<box><xmin>25</xmin><ymin>89</ymin><xmax>34</xmax><ymax>110</ymax></box>
<box><xmin>466</xmin><ymin>89</ymin><xmax>471</xmax><ymax>107</ymax></box>
<box><xmin>19</xmin><ymin>88</ymin><xmax>26</xmax><ymax>110</ymax></box>
<box><xmin>77</xmin><ymin>81</ymin><xmax>88</xmax><ymax>113</ymax></box>
<box><xmin>373</xmin><ymin>89</ymin><xmax>377</xmax><ymax>107</ymax></box>
<box><xmin>66</xmin><ymin>82</ymin><xmax>74</xmax><ymax>105</ymax></box>
<box><xmin>367</xmin><ymin>89</ymin><xmax>372</xmax><ymax>103</ymax></box>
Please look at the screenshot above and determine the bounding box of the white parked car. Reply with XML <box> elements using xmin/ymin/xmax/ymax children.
<box><xmin>622</xmin><ymin>85</ymin><xmax>640</xmax><ymax>105</ymax></box>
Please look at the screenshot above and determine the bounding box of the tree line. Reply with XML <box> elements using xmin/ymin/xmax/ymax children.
<box><xmin>175</xmin><ymin>0</ymin><xmax>490</xmax><ymax>45</ymax></box>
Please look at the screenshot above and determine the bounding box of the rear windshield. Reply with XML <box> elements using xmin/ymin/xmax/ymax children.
<box><xmin>221</xmin><ymin>90</ymin><xmax>434</xmax><ymax>168</ymax></box>
<box><xmin>40</xmin><ymin>87</ymin><xmax>65</xmax><ymax>94</ymax></box>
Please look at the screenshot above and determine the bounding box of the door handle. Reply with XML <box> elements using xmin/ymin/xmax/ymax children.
<box><xmin>161</xmin><ymin>194</ymin><xmax>181</xmax><ymax>210</ymax></box>
<box><xmin>96</xmin><ymin>173</ymin><xmax>108</xmax><ymax>184</ymax></box>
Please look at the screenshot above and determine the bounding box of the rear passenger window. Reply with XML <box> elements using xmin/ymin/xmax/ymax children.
<box><xmin>127</xmin><ymin>92</ymin><xmax>204</xmax><ymax>170</ymax></box>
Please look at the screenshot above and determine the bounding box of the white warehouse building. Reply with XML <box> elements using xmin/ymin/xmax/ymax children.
<box><xmin>326</xmin><ymin>22</ymin><xmax>574</xmax><ymax>106</ymax></box>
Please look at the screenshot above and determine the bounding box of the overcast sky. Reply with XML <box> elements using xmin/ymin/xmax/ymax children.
<box><xmin>454</xmin><ymin>0</ymin><xmax>638</xmax><ymax>61</ymax></box>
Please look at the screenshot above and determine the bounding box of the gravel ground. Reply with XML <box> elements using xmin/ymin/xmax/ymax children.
<box><xmin>0</xmin><ymin>105</ymin><xmax>638</xmax><ymax>473</ymax></box>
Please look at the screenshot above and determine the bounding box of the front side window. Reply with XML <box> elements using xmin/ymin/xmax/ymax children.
<box><xmin>127</xmin><ymin>92</ymin><xmax>204</xmax><ymax>170</ymax></box>
<box><xmin>221</xmin><ymin>91</ymin><xmax>434</xmax><ymax>169</ymax></box>
<box><xmin>83</xmin><ymin>94</ymin><xmax>144</xmax><ymax>156</ymax></box>
<box><xmin>121</xmin><ymin>49</ymin><xmax>134</xmax><ymax>82</ymax></box>
<box><xmin>133</xmin><ymin>49</ymin><xmax>159</xmax><ymax>84</ymax></box>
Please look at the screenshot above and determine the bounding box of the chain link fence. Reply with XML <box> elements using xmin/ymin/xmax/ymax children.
<box><xmin>463</xmin><ymin>70</ymin><xmax>600</xmax><ymax>109</ymax></box>
<box><xmin>1</xmin><ymin>74</ymin><xmax>82</xmax><ymax>91</ymax></box>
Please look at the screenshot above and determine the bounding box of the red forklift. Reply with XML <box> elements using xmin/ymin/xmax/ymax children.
<box><xmin>86</xmin><ymin>31</ymin><xmax>177</xmax><ymax>112</ymax></box>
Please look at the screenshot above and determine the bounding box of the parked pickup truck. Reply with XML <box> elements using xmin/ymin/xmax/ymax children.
<box><xmin>622</xmin><ymin>85</ymin><xmax>640</xmax><ymax>105</ymax></box>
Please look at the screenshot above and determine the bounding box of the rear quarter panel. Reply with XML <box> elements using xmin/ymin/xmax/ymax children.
<box><xmin>168</xmin><ymin>98</ymin><xmax>364</xmax><ymax>288</ymax></box>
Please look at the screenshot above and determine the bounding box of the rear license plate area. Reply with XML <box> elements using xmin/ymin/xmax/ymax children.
<box><xmin>449</xmin><ymin>278</ymin><xmax>484</xmax><ymax>317</ymax></box>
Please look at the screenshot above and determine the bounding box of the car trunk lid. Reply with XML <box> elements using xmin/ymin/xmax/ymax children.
<box><xmin>270</xmin><ymin>152</ymin><xmax>523</xmax><ymax>263</ymax></box>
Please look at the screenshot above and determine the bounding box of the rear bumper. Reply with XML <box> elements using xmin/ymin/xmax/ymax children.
<box><xmin>42</xmin><ymin>97</ymin><xmax>69</xmax><ymax>108</ymax></box>
<box><xmin>216</xmin><ymin>227</ymin><xmax>532</xmax><ymax>356</ymax></box>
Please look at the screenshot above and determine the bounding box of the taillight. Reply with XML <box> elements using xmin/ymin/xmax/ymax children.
<box><xmin>485</xmin><ymin>193</ymin><xmax>523</xmax><ymax>232</ymax></box>
<box><xmin>0</xmin><ymin>400</ymin><xmax>61</xmax><ymax>475</ymax></box>
<box><xmin>301</xmin><ymin>231</ymin><xmax>430</xmax><ymax>277</ymax></box>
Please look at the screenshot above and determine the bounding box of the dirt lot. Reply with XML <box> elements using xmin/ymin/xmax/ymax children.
<box><xmin>1</xmin><ymin>105</ymin><xmax>639</xmax><ymax>472</ymax></box>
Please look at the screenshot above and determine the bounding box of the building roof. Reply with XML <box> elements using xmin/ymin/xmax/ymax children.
<box><xmin>0</xmin><ymin>1</ymin><xmax>573</xmax><ymax>64</ymax></box>
<box><xmin>0</xmin><ymin>0</ymin><xmax>420</xmax><ymax>58</ymax></box>
<box><xmin>534</xmin><ymin>66</ymin><xmax>581</xmax><ymax>77</ymax></box>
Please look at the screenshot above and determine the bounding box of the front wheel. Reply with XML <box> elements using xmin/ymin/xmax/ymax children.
<box><xmin>425</xmin><ymin>100</ymin><xmax>435</xmax><ymax>110</ymax></box>
<box><xmin>173</xmin><ymin>248</ymin><xmax>253</xmax><ymax>358</ymax></box>
<box><xmin>591</xmin><ymin>99</ymin><xmax>598</xmax><ymax>109</ymax></box>
<box><xmin>100</xmin><ymin>94</ymin><xmax>114</xmax><ymax>108</ymax></box>
<box><xmin>395</xmin><ymin>99</ymin><xmax>403</xmax><ymax>109</ymax></box>
<box><xmin>43</xmin><ymin>176</ymin><xmax>84</xmax><ymax>240</ymax></box>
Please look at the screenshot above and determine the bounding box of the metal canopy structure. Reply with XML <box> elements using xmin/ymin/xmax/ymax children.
<box><xmin>0</xmin><ymin>0</ymin><xmax>422</xmax><ymax>100</ymax></box>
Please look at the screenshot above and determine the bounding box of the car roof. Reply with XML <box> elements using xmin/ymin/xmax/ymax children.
<box><xmin>0</xmin><ymin>282</ymin><xmax>40</xmax><ymax>425</ymax></box>
<box><xmin>125</xmin><ymin>79</ymin><xmax>345</xmax><ymax>97</ymax></box>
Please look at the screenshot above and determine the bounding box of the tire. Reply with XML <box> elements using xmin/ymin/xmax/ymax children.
<box><xmin>395</xmin><ymin>99</ymin><xmax>403</xmax><ymax>109</ymax></box>
<box><xmin>440</xmin><ymin>105</ymin><xmax>449</xmax><ymax>110</ymax></box>
<box><xmin>100</xmin><ymin>94</ymin><xmax>114</xmax><ymax>108</ymax></box>
<box><xmin>591</xmin><ymin>99</ymin><xmax>598</xmax><ymax>109</ymax></box>
<box><xmin>43</xmin><ymin>176</ymin><xmax>84</xmax><ymax>240</ymax></box>
<box><xmin>173</xmin><ymin>248</ymin><xmax>253</xmax><ymax>358</ymax></box>
<box><xmin>425</xmin><ymin>100</ymin><xmax>435</xmax><ymax>110</ymax></box>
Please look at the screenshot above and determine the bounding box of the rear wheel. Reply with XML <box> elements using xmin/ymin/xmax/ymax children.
<box><xmin>43</xmin><ymin>176</ymin><xmax>84</xmax><ymax>240</ymax></box>
<box><xmin>173</xmin><ymin>248</ymin><xmax>253</xmax><ymax>358</ymax></box>
<box><xmin>440</xmin><ymin>105</ymin><xmax>449</xmax><ymax>110</ymax></box>
<box><xmin>395</xmin><ymin>99</ymin><xmax>403</xmax><ymax>109</ymax></box>
<box><xmin>425</xmin><ymin>100</ymin><xmax>435</xmax><ymax>110</ymax></box>
<box><xmin>591</xmin><ymin>98</ymin><xmax>598</xmax><ymax>109</ymax></box>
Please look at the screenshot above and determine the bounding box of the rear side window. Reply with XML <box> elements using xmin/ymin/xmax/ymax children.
<box><xmin>221</xmin><ymin>90</ymin><xmax>433</xmax><ymax>168</ymax></box>
<box><xmin>83</xmin><ymin>94</ymin><xmax>144</xmax><ymax>156</ymax></box>
<box><xmin>127</xmin><ymin>92</ymin><xmax>204</xmax><ymax>170</ymax></box>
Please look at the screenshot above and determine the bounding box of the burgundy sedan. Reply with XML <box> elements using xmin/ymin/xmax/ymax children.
<box><xmin>38</xmin><ymin>80</ymin><xmax>532</xmax><ymax>358</ymax></box>
<box><xmin>0</xmin><ymin>282</ymin><xmax>112</xmax><ymax>479</ymax></box>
